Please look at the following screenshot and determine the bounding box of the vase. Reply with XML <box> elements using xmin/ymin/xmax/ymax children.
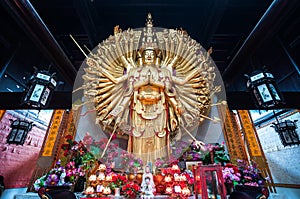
<box><xmin>114</xmin><ymin>187</ymin><xmax>121</xmax><ymax>196</ymax></box>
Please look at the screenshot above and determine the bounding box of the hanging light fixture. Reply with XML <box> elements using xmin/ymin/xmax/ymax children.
<box><xmin>246</xmin><ymin>68</ymin><xmax>284</xmax><ymax>108</ymax></box>
<box><xmin>271</xmin><ymin>112</ymin><xmax>299</xmax><ymax>147</ymax></box>
<box><xmin>7</xmin><ymin>118</ymin><xmax>34</xmax><ymax>145</ymax></box>
<box><xmin>22</xmin><ymin>67</ymin><xmax>57</xmax><ymax>108</ymax></box>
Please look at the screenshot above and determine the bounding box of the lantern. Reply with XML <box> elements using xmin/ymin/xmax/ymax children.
<box><xmin>272</xmin><ymin>119</ymin><xmax>299</xmax><ymax>147</ymax></box>
<box><xmin>22</xmin><ymin>68</ymin><xmax>57</xmax><ymax>108</ymax></box>
<box><xmin>7</xmin><ymin>119</ymin><xmax>34</xmax><ymax>145</ymax></box>
<box><xmin>192</xmin><ymin>163</ymin><xmax>227</xmax><ymax>199</ymax></box>
<box><xmin>246</xmin><ymin>69</ymin><xmax>283</xmax><ymax>108</ymax></box>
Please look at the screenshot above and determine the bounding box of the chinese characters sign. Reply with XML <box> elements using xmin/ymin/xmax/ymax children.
<box><xmin>238</xmin><ymin>110</ymin><xmax>262</xmax><ymax>157</ymax></box>
<box><xmin>42</xmin><ymin>110</ymin><xmax>64</xmax><ymax>157</ymax></box>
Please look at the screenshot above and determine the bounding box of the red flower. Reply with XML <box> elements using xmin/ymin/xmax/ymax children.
<box><xmin>122</xmin><ymin>181</ymin><xmax>140</xmax><ymax>198</ymax></box>
<box><xmin>65</xmin><ymin>135</ymin><xmax>73</xmax><ymax>140</ymax></box>
<box><xmin>110</xmin><ymin>173</ymin><xmax>127</xmax><ymax>188</ymax></box>
<box><xmin>225</xmin><ymin>163</ymin><xmax>239</xmax><ymax>173</ymax></box>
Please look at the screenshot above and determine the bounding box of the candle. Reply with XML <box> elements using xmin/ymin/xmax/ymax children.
<box><xmin>174</xmin><ymin>173</ymin><xmax>180</xmax><ymax>181</ymax></box>
<box><xmin>174</xmin><ymin>185</ymin><xmax>181</xmax><ymax>193</ymax></box>
<box><xmin>165</xmin><ymin>186</ymin><xmax>173</xmax><ymax>194</ymax></box>
<box><xmin>85</xmin><ymin>186</ymin><xmax>95</xmax><ymax>195</ymax></box>
<box><xmin>98</xmin><ymin>164</ymin><xmax>106</xmax><ymax>171</ymax></box>
<box><xmin>97</xmin><ymin>172</ymin><xmax>106</xmax><ymax>181</ymax></box>
<box><xmin>181</xmin><ymin>187</ymin><xmax>191</xmax><ymax>196</ymax></box>
<box><xmin>102</xmin><ymin>186</ymin><xmax>111</xmax><ymax>195</ymax></box>
<box><xmin>171</xmin><ymin>164</ymin><xmax>180</xmax><ymax>171</ymax></box>
<box><xmin>105</xmin><ymin>174</ymin><xmax>113</xmax><ymax>181</ymax></box>
<box><xmin>164</xmin><ymin>175</ymin><xmax>172</xmax><ymax>182</ymax></box>
<box><xmin>89</xmin><ymin>174</ymin><xmax>97</xmax><ymax>182</ymax></box>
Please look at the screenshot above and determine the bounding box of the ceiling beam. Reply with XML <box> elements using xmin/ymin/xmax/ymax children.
<box><xmin>226</xmin><ymin>91</ymin><xmax>300</xmax><ymax>110</ymax></box>
<box><xmin>222</xmin><ymin>0</ymin><xmax>300</xmax><ymax>84</ymax></box>
<box><xmin>0</xmin><ymin>91</ymin><xmax>299</xmax><ymax>110</ymax></box>
<box><xmin>1</xmin><ymin>0</ymin><xmax>77</xmax><ymax>85</ymax></box>
<box><xmin>0</xmin><ymin>92</ymin><xmax>72</xmax><ymax>110</ymax></box>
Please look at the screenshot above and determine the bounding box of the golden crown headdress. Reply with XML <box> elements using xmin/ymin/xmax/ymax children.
<box><xmin>140</xmin><ymin>13</ymin><xmax>158</xmax><ymax>51</ymax></box>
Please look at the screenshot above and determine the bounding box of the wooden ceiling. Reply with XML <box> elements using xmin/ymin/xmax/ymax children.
<box><xmin>0</xmin><ymin>0</ymin><xmax>299</xmax><ymax>110</ymax></box>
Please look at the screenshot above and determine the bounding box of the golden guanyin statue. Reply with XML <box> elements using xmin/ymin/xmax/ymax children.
<box><xmin>74</xmin><ymin>13</ymin><xmax>224</xmax><ymax>165</ymax></box>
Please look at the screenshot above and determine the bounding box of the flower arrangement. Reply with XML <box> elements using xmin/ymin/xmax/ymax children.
<box><xmin>93</xmin><ymin>137</ymin><xmax>119</xmax><ymax>165</ymax></box>
<box><xmin>154</xmin><ymin>157</ymin><xmax>169</xmax><ymax>169</ymax></box>
<box><xmin>64</xmin><ymin>132</ymin><xmax>119</xmax><ymax>169</ymax></box>
<box><xmin>121</xmin><ymin>181</ymin><xmax>140</xmax><ymax>198</ymax></box>
<box><xmin>179</xmin><ymin>142</ymin><xmax>230</xmax><ymax>166</ymax></box>
<box><xmin>159</xmin><ymin>164</ymin><xmax>194</xmax><ymax>198</ymax></box>
<box><xmin>236</xmin><ymin>159</ymin><xmax>265</xmax><ymax>187</ymax></box>
<box><xmin>64</xmin><ymin>161</ymin><xmax>85</xmax><ymax>183</ymax></box>
<box><xmin>34</xmin><ymin>160</ymin><xmax>84</xmax><ymax>191</ymax></box>
<box><xmin>221</xmin><ymin>159</ymin><xmax>266</xmax><ymax>191</ymax></box>
<box><xmin>61</xmin><ymin>134</ymin><xmax>97</xmax><ymax>171</ymax></box>
<box><xmin>110</xmin><ymin>173</ymin><xmax>127</xmax><ymax>189</ymax></box>
<box><xmin>34</xmin><ymin>134</ymin><xmax>99</xmax><ymax>192</ymax></box>
<box><xmin>182</xmin><ymin>169</ymin><xmax>194</xmax><ymax>187</ymax></box>
<box><xmin>222</xmin><ymin>163</ymin><xmax>241</xmax><ymax>186</ymax></box>
<box><xmin>120</xmin><ymin>151</ymin><xmax>143</xmax><ymax>172</ymax></box>
<box><xmin>180</xmin><ymin>141</ymin><xmax>204</xmax><ymax>161</ymax></box>
<box><xmin>203</xmin><ymin>142</ymin><xmax>230</xmax><ymax>165</ymax></box>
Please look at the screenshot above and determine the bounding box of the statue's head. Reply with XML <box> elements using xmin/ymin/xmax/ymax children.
<box><xmin>138</xmin><ymin>47</ymin><xmax>162</xmax><ymax>67</ymax></box>
<box><xmin>141</xmin><ymin>48</ymin><xmax>156</xmax><ymax>65</ymax></box>
<box><xmin>145</xmin><ymin>165</ymin><xmax>151</xmax><ymax>173</ymax></box>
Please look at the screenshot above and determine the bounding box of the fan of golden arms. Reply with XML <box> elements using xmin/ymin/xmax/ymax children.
<box><xmin>75</xmin><ymin>13</ymin><xmax>225</xmax><ymax>141</ymax></box>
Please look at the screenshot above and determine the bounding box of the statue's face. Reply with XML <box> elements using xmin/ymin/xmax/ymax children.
<box><xmin>142</xmin><ymin>49</ymin><xmax>156</xmax><ymax>65</ymax></box>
